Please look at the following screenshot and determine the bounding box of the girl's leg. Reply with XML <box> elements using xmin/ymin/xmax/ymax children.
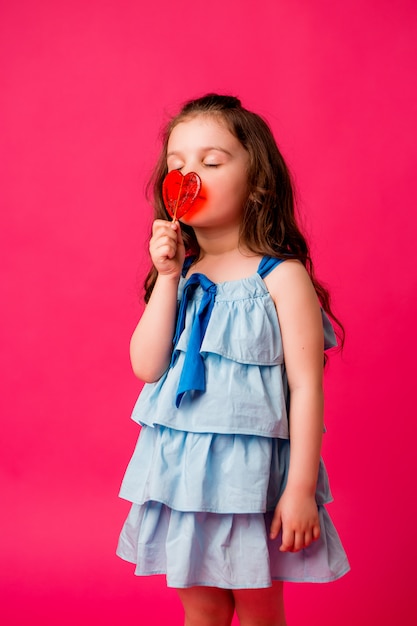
<box><xmin>176</xmin><ymin>586</ymin><xmax>235</xmax><ymax>626</ymax></box>
<box><xmin>233</xmin><ymin>582</ymin><xmax>286</xmax><ymax>626</ymax></box>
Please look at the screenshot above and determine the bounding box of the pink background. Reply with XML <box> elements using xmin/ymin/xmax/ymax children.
<box><xmin>1</xmin><ymin>1</ymin><xmax>416</xmax><ymax>624</ymax></box>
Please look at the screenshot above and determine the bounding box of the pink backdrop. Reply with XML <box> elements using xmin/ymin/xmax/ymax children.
<box><xmin>1</xmin><ymin>1</ymin><xmax>416</xmax><ymax>624</ymax></box>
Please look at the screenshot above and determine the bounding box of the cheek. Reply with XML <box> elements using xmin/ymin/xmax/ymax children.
<box><xmin>233</xmin><ymin>175</ymin><xmax>250</xmax><ymax>201</ymax></box>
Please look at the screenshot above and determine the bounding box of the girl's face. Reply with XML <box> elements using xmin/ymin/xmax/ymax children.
<box><xmin>166</xmin><ymin>115</ymin><xmax>250</xmax><ymax>230</ymax></box>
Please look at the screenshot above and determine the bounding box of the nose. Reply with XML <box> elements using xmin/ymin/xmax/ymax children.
<box><xmin>179</xmin><ymin>165</ymin><xmax>204</xmax><ymax>196</ymax></box>
<box><xmin>181</xmin><ymin>162</ymin><xmax>200</xmax><ymax>177</ymax></box>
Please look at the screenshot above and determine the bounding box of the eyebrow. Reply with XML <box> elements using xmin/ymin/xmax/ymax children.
<box><xmin>167</xmin><ymin>146</ymin><xmax>233</xmax><ymax>157</ymax></box>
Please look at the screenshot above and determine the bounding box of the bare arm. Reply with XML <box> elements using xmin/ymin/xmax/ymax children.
<box><xmin>266</xmin><ymin>260</ymin><xmax>325</xmax><ymax>552</ymax></box>
<box><xmin>130</xmin><ymin>219</ymin><xmax>185</xmax><ymax>382</ymax></box>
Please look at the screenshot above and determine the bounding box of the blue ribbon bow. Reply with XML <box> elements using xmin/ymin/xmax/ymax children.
<box><xmin>172</xmin><ymin>273</ymin><xmax>217</xmax><ymax>407</ymax></box>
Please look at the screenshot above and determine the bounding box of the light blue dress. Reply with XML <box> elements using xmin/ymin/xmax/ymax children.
<box><xmin>116</xmin><ymin>257</ymin><xmax>350</xmax><ymax>588</ymax></box>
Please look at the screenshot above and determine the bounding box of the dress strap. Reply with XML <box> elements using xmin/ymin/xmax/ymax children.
<box><xmin>182</xmin><ymin>255</ymin><xmax>196</xmax><ymax>277</ymax></box>
<box><xmin>172</xmin><ymin>273</ymin><xmax>217</xmax><ymax>407</ymax></box>
<box><xmin>257</xmin><ymin>255</ymin><xmax>285</xmax><ymax>278</ymax></box>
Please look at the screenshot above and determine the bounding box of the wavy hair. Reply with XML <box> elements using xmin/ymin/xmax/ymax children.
<box><xmin>143</xmin><ymin>94</ymin><xmax>344</xmax><ymax>345</ymax></box>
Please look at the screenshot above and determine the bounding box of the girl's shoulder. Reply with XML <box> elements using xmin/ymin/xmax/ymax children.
<box><xmin>264</xmin><ymin>259</ymin><xmax>325</xmax><ymax>342</ymax></box>
<box><xmin>263</xmin><ymin>257</ymin><xmax>307</xmax><ymax>290</ymax></box>
<box><xmin>263</xmin><ymin>258</ymin><xmax>318</xmax><ymax>306</ymax></box>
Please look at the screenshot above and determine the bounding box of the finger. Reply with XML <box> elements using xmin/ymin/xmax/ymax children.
<box><xmin>170</xmin><ymin>223</ymin><xmax>185</xmax><ymax>256</ymax></box>
<box><xmin>303</xmin><ymin>529</ymin><xmax>313</xmax><ymax>548</ymax></box>
<box><xmin>293</xmin><ymin>531</ymin><xmax>306</xmax><ymax>552</ymax></box>
<box><xmin>312</xmin><ymin>523</ymin><xmax>321</xmax><ymax>541</ymax></box>
<box><xmin>279</xmin><ymin>527</ymin><xmax>295</xmax><ymax>552</ymax></box>
<box><xmin>173</xmin><ymin>221</ymin><xmax>185</xmax><ymax>248</ymax></box>
<box><xmin>152</xmin><ymin>223</ymin><xmax>178</xmax><ymax>242</ymax></box>
<box><xmin>151</xmin><ymin>225</ymin><xmax>177</xmax><ymax>248</ymax></box>
<box><xmin>151</xmin><ymin>231</ymin><xmax>178</xmax><ymax>250</ymax></box>
<box><xmin>150</xmin><ymin>240</ymin><xmax>177</xmax><ymax>262</ymax></box>
<box><xmin>153</xmin><ymin>246</ymin><xmax>176</xmax><ymax>264</ymax></box>
<box><xmin>152</xmin><ymin>218</ymin><xmax>171</xmax><ymax>231</ymax></box>
<box><xmin>269</xmin><ymin>509</ymin><xmax>282</xmax><ymax>540</ymax></box>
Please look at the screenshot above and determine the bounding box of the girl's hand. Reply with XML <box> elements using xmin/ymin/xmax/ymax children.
<box><xmin>270</xmin><ymin>487</ymin><xmax>321</xmax><ymax>552</ymax></box>
<box><xmin>149</xmin><ymin>219</ymin><xmax>185</xmax><ymax>278</ymax></box>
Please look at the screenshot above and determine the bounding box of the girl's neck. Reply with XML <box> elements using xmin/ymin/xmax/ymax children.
<box><xmin>190</xmin><ymin>228</ymin><xmax>261</xmax><ymax>283</ymax></box>
<box><xmin>193</xmin><ymin>224</ymin><xmax>241</xmax><ymax>259</ymax></box>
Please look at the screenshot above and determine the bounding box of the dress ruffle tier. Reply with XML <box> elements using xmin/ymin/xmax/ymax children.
<box><xmin>117</xmin><ymin>262</ymin><xmax>350</xmax><ymax>588</ymax></box>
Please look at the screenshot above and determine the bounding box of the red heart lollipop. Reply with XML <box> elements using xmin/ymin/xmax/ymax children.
<box><xmin>162</xmin><ymin>170</ymin><xmax>201</xmax><ymax>220</ymax></box>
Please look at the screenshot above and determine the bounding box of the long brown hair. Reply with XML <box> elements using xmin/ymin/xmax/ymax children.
<box><xmin>143</xmin><ymin>94</ymin><xmax>344</xmax><ymax>345</ymax></box>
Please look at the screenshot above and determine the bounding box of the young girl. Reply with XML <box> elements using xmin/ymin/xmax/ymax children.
<box><xmin>117</xmin><ymin>94</ymin><xmax>350</xmax><ymax>626</ymax></box>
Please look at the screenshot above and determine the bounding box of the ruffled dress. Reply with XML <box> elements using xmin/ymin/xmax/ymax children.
<box><xmin>116</xmin><ymin>256</ymin><xmax>350</xmax><ymax>588</ymax></box>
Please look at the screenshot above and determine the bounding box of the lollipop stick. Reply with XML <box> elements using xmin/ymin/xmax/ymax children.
<box><xmin>172</xmin><ymin>178</ymin><xmax>184</xmax><ymax>222</ymax></box>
